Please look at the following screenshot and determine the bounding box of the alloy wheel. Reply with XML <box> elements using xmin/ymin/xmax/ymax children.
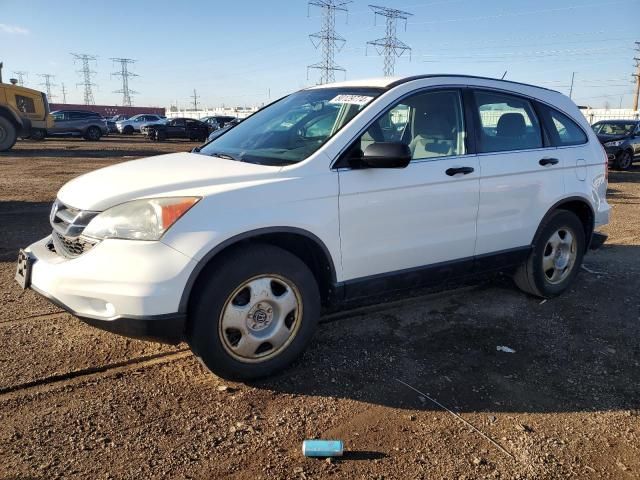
<box><xmin>218</xmin><ymin>275</ymin><xmax>302</xmax><ymax>363</ymax></box>
<box><xmin>542</xmin><ymin>227</ymin><xmax>577</xmax><ymax>284</ymax></box>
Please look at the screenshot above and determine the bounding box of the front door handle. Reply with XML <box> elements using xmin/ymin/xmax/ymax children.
<box><xmin>446</xmin><ymin>166</ymin><xmax>474</xmax><ymax>176</ymax></box>
<box><xmin>539</xmin><ymin>157</ymin><xmax>559</xmax><ymax>166</ymax></box>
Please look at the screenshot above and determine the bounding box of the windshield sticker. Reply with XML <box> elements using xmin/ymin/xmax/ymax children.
<box><xmin>329</xmin><ymin>94</ymin><xmax>373</xmax><ymax>106</ymax></box>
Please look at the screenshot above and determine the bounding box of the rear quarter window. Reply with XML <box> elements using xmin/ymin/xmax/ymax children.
<box><xmin>540</xmin><ymin>106</ymin><xmax>587</xmax><ymax>146</ymax></box>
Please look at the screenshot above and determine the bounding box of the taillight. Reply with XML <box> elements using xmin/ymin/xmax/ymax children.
<box><xmin>602</xmin><ymin>145</ymin><xmax>608</xmax><ymax>182</ymax></box>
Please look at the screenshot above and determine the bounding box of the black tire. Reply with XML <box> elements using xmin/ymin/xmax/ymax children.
<box><xmin>84</xmin><ymin>126</ymin><xmax>102</xmax><ymax>141</ymax></box>
<box><xmin>188</xmin><ymin>243</ymin><xmax>321</xmax><ymax>380</ymax></box>
<box><xmin>123</xmin><ymin>125</ymin><xmax>134</xmax><ymax>135</ymax></box>
<box><xmin>0</xmin><ymin>116</ymin><xmax>17</xmax><ymax>152</ymax></box>
<box><xmin>513</xmin><ymin>210</ymin><xmax>586</xmax><ymax>298</ymax></box>
<box><xmin>30</xmin><ymin>129</ymin><xmax>46</xmax><ymax>140</ymax></box>
<box><xmin>614</xmin><ymin>150</ymin><xmax>633</xmax><ymax>171</ymax></box>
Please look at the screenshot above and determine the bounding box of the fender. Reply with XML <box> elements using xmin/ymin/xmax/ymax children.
<box><xmin>0</xmin><ymin>105</ymin><xmax>23</xmax><ymax>127</ymax></box>
<box><xmin>533</xmin><ymin>195</ymin><xmax>595</xmax><ymax>250</ymax></box>
<box><xmin>177</xmin><ymin>226</ymin><xmax>337</xmax><ymax>313</ymax></box>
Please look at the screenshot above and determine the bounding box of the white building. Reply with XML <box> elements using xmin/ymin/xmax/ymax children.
<box><xmin>580</xmin><ymin>108</ymin><xmax>639</xmax><ymax>125</ymax></box>
<box><xmin>166</xmin><ymin>106</ymin><xmax>259</xmax><ymax>120</ymax></box>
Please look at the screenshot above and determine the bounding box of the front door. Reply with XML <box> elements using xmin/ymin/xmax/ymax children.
<box><xmin>337</xmin><ymin>89</ymin><xmax>480</xmax><ymax>296</ymax></box>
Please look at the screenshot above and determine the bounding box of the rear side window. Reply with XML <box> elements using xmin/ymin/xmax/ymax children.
<box><xmin>540</xmin><ymin>107</ymin><xmax>587</xmax><ymax>146</ymax></box>
<box><xmin>69</xmin><ymin>112</ymin><xmax>89</xmax><ymax>120</ymax></box>
<box><xmin>474</xmin><ymin>91</ymin><xmax>543</xmax><ymax>153</ymax></box>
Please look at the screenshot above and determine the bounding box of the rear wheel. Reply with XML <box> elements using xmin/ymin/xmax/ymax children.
<box><xmin>188</xmin><ymin>244</ymin><xmax>320</xmax><ymax>380</ymax></box>
<box><xmin>84</xmin><ymin>126</ymin><xmax>101</xmax><ymax>141</ymax></box>
<box><xmin>123</xmin><ymin>125</ymin><xmax>134</xmax><ymax>135</ymax></box>
<box><xmin>0</xmin><ymin>116</ymin><xmax>17</xmax><ymax>152</ymax></box>
<box><xmin>513</xmin><ymin>210</ymin><xmax>585</xmax><ymax>298</ymax></box>
<box><xmin>614</xmin><ymin>150</ymin><xmax>633</xmax><ymax>170</ymax></box>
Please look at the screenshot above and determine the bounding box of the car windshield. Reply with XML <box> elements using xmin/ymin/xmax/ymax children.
<box><xmin>593</xmin><ymin>122</ymin><xmax>636</xmax><ymax>135</ymax></box>
<box><xmin>199</xmin><ymin>87</ymin><xmax>382</xmax><ymax>166</ymax></box>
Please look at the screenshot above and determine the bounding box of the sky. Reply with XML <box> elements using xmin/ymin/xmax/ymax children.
<box><xmin>1</xmin><ymin>0</ymin><xmax>638</xmax><ymax>109</ymax></box>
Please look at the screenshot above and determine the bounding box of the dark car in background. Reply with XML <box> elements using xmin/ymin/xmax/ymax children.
<box><xmin>47</xmin><ymin>110</ymin><xmax>109</xmax><ymax>141</ymax></box>
<box><xmin>200</xmin><ymin>115</ymin><xmax>237</xmax><ymax>132</ymax></box>
<box><xmin>143</xmin><ymin>117</ymin><xmax>209</xmax><ymax>142</ymax></box>
<box><xmin>592</xmin><ymin>120</ymin><xmax>640</xmax><ymax>170</ymax></box>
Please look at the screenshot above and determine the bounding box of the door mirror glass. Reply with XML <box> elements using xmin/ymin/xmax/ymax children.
<box><xmin>360</xmin><ymin>142</ymin><xmax>411</xmax><ymax>168</ymax></box>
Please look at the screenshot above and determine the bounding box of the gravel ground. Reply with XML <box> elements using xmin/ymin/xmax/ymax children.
<box><xmin>0</xmin><ymin>136</ymin><xmax>638</xmax><ymax>479</ymax></box>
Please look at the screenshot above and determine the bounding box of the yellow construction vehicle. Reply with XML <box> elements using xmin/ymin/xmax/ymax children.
<box><xmin>0</xmin><ymin>62</ymin><xmax>54</xmax><ymax>151</ymax></box>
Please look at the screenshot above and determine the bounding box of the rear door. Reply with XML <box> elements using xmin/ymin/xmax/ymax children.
<box><xmin>338</xmin><ymin>88</ymin><xmax>480</xmax><ymax>293</ymax></box>
<box><xmin>471</xmin><ymin>89</ymin><xmax>564</xmax><ymax>259</ymax></box>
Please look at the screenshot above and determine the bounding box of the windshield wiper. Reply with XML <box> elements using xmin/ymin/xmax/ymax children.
<box><xmin>210</xmin><ymin>151</ymin><xmax>241</xmax><ymax>161</ymax></box>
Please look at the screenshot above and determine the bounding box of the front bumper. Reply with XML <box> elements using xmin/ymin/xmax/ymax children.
<box><xmin>22</xmin><ymin>236</ymin><xmax>198</xmax><ymax>343</ymax></box>
<box><xmin>604</xmin><ymin>146</ymin><xmax>622</xmax><ymax>163</ymax></box>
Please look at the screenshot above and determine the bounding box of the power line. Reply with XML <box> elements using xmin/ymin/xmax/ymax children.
<box><xmin>366</xmin><ymin>5</ymin><xmax>413</xmax><ymax>77</ymax></box>
<box><xmin>38</xmin><ymin>73</ymin><xmax>57</xmax><ymax>100</ymax></box>
<box><xmin>61</xmin><ymin>83</ymin><xmax>68</xmax><ymax>104</ymax></box>
<box><xmin>71</xmin><ymin>53</ymin><xmax>98</xmax><ymax>105</ymax></box>
<box><xmin>13</xmin><ymin>71</ymin><xmax>27</xmax><ymax>86</ymax></box>
<box><xmin>191</xmin><ymin>89</ymin><xmax>200</xmax><ymax>111</ymax></box>
<box><xmin>307</xmin><ymin>0</ymin><xmax>352</xmax><ymax>85</ymax></box>
<box><xmin>111</xmin><ymin>57</ymin><xmax>139</xmax><ymax>107</ymax></box>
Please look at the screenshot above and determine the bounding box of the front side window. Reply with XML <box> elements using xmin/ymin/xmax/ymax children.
<box><xmin>354</xmin><ymin>89</ymin><xmax>466</xmax><ymax>160</ymax></box>
<box><xmin>15</xmin><ymin>95</ymin><xmax>36</xmax><ymax>114</ymax></box>
<box><xmin>199</xmin><ymin>88</ymin><xmax>382</xmax><ymax>165</ymax></box>
<box><xmin>474</xmin><ymin>91</ymin><xmax>543</xmax><ymax>153</ymax></box>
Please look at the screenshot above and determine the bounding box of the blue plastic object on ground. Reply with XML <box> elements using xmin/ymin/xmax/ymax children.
<box><xmin>302</xmin><ymin>439</ymin><xmax>344</xmax><ymax>457</ymax></box>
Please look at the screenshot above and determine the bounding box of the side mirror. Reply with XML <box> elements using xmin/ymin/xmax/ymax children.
<box><xmin>361</xmin><ymin>142</ymin><xmax>411</xmax><ymax>168</ymax></box>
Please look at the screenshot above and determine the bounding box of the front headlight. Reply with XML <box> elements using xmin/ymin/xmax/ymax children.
<box><xmin>83</xmin><ymin>197</ymin><xmax>200</xmax><ymax>241</ymax></box>
<box><xmin>604</xmin><ymin>140</ymin><xmax>624</xmax><ymax>147</ymax></box>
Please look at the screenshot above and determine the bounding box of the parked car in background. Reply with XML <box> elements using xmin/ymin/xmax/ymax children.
<box><xmin>110</xmin><ymin>114</ymin><xmax>129</xmax><ymax>122</ymax></box>
<box><xmin>200</xmin><ymin>115</ymin><xmax>237</xmax><ymax>131</ymax></box>
<box><xmin>143</xmin><ymin>117</ymin><xmax>209</xmax><ymax>142</ymax></box>
<box><xmin>104</xmin><ymin>117</ymin><xmax>118</xmax><ymax>134</ymax></box>
<box><xmin>592</xmin><ymin>120</ymin><xmax>640</xmax><ymax>170</ymax></box>
<box><xmin>18</xmin><ymin>75</ymin><xmax>609</xmax><ymax>380</ymax></box>
<box><xmin>116</xmin><ymin>114</ymin><xmax>165</xmax><ymax>134</ymax></box>
<box><xmin>47</xmin><ymin>110</ymin><xmax>108</xmax><ymax>140</ymax></box>
<box><xmin>138</xmin><ymin>116</ymin><xmax>168</xmax><ymax>132</ymax></box>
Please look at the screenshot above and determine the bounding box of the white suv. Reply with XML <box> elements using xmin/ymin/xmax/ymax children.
<box><xmin>16</xmin><ymin>75</ymin><xmax>610</xmax><ymax>379</ymax></box>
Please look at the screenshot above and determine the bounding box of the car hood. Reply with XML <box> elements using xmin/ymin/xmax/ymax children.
<box><xmin>597</xmin><ymin>134</ymin><xmax>629</xmax><ymax>143</ymax></box>
<box><xmin>57</xmin><ymin>152</ymin><xmax>281</xmax><ymax>211</ymax></box>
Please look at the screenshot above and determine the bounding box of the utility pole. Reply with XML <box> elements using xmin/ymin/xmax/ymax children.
<box><xmin>111</xmin><ymin>57</ymin><xmax>138</xmax><ymax>106</ymax></box>
<box><xmin>38</xmin><ymin>73</ymin><xmax>57</xmax><ymax>100</ymax></box>
<box><xmin>71</xmin><ymin>53</ymin><xmax>98</xmax><ymax>105</ymax></box>
<box><xmin>633</xmin><ymin>42</ymin><xmax>640</xmax><ymax>111</ymax></box>
<box><xmin>191</xmin><ymin>89</ymin><xmax>199</xmax><ymax>111</ymax></box>
<box><xmin>13</xmin><ymin>71</ymin><xmax>28</xmax><ymax>86</ymax></box>
<box><xmin>569</xmin><ymin>72</ymin><xmax>575</xmax><ymax>99</ymax></box>
<box><xmin>61</xmin><ymin>83</ymin><xmax>68</xmax><ymax>104</ymax></box>
<box><xmin>366</xmin><ymin>5</ymin><xmax>413</xmax><ymax>77</ymax></box>
<box><xmin>307</xmin><ymin>0</ymin><xmax>352</xmax><ymax>85</ymax></box>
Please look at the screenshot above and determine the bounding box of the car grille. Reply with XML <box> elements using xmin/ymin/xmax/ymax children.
<box><xmin>49</xmin><ymin>200</ymin><xmax>100</xmax><ymax>258</ymax></box>
<box><xmin>51</xmin><ymin>231</ymin><xmax>98</xmax><ymax>258</ymax></box>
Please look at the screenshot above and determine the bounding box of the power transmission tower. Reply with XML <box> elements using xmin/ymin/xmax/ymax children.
<box><xmin>366</xmin><ymin>5</ymin><xmax>413</xmax><ymax>77</ymax></box>
<box><xmin>191</xmin><ymin>89</ymin><xmax>199</xmax><ymax>111</ymax></box>
<box><xmin>61</xmin><ymin>83</ymin><xmax>68</xmax><ymax>104</ymax></box>
<box><xmin>71</xmin><ymin>53</ymin><xmax>98</xmax><ymax>105</ymax></box>
<box><xmin>111</xmin><ymin>57</ymin><xmax>138</xmax><ymax>107</ymax></box>
<box><xmin>307</xmin><ymin>0</ymin><xmax>352</xmax><ymax>85</ymax></box>
<box><xmin>13</xmin><ymin>71</ymin><xmax>28</xmax><ymax>86</ymax></box>
<box><xmin>633</xmin><ymin>42</ymin><xmax>640</xmax><ymax>111</ymax></box>
<box><xmin>38</xmin><ymin>73</ymin><xmax>57</xmax><ymax>100</ymax></box>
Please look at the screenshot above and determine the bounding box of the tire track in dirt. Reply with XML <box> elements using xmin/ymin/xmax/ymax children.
<box><xmin>0</xmin><ymin>349</ymin><xmax>192</xmax><ymax>399</ymax></box>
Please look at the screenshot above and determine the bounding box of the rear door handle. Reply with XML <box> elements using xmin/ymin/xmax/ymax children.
<box><xmin>446</xmin><ymin>166</ymin><xmax>474</xmax><ymax>176</ymax></box>
<box><xmin>539</xmin><ymin>157</ymin><xmax>559</xmax><ymax>166</ymax></box>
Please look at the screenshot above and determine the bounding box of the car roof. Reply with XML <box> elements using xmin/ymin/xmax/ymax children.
<box><xmin>306</xmin><ymin>74</ymin><xmax>559</xmax><ymax>94</ymax></box>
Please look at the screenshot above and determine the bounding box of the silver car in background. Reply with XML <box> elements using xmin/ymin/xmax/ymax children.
<box><xmin>116</xmin><ymin>114</ymin><xmax>166</xmax><ymax>134</ymax></box>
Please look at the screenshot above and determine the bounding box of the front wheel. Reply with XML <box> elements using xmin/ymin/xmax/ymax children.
<box><xmin>30</xmin><ymin>129</ymin><xmax>46</xmax><ymax>140</ymax></box>
<box><xmin>188</xmin><ymin>244</ymin><xmax>320</xmax><ymax>380</ymax></box>
<box><xmin>614</xmin><ymin>151</ymin><xmax>633</xmax><ymax>170</ymax></box>
<box><xmin>0</xmin><ymin>116</ymin><xmax>17</xmax><ymax>151</ymax></box>
<box><xmin>513</xmin><ymin>210</ymin><xmax>585</xmax><ymax>298</ymax></box>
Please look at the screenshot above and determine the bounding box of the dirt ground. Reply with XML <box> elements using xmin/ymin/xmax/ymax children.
<box><xmin>0</xmin><ymin>136</ymin><xmax>638</xmax><ymax>480</ymax></box>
